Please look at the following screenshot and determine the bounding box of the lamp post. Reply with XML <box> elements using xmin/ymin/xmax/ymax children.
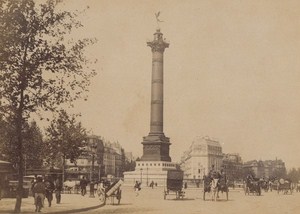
<box><xmin>89</xmin><ymin>142</ymin><xmax>97</xmax><ymax>198</ymax></box>
<box><xmin>140</xmin><ymin>168</ymin><xmax>143</xmax><ymax>183</ymax></box>
<box><xmin>146</xmin><ymin>167</ymin><xmax>149</xmax><ymax>186</ymax></box>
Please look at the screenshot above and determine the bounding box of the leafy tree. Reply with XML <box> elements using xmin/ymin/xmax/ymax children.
<box><xmin>0</xmin><ymin>118</ymin><xmax>44</xmax><ymax>170</ymax></box>
<box><xmin>23</xmin><ymin>121</ymin><xmax>44</xmax><ymax>171</ymax></box>
<box><xmin>287</xmin><ymin>168</ymin><xmax>300</xmax><ymax>183</ymax></box>
<box><xmin>242</xmin><ymin>167</ymin><xmax>255</xmax><ymax>179</ymax></box>
<box><xmin>0</xmin><ymin>116</ymin><xmax>16</xmax><ymax>162</ymax></box>
<box><xmin>45</xmin><ymin>109</ymin><xmax>87</xmax><ymax>183</ymax></box>
<box><xmin>0</xmin><ymin>1</ymin><xmax>96</xmax><ymax>212</ymax></box>
<box><xmin>271</xmin><ymin>167</ymin><xmax>287</xmax><ymax>179</ymax></box>
<box><xmin>124</xmin><ymin>159</ymin><xmax>136</xmax><ymax>172</ymax></box>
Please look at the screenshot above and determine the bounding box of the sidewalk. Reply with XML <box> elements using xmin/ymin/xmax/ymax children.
<box><xmin>0</xmin><ymin>193</ymin><xmax>104</xmax><ymax>214</ymax></box>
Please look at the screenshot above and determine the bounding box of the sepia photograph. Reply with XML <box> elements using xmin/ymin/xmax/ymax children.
<box><xmin>0</xmin><ymin>0</ymin><xmax>300</xmax><ymax>213</ymax></box>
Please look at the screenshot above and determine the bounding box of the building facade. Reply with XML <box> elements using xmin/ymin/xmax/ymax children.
<box><xmin>180</xmin><ymin>136</ymin><xmax>223</xmax><ymax>180</ymax></box>
<box><xmin>65</xmin><ymin>136</ymin><xmax>125</xmax><ymax>181</ymax></box>
<box><xmin>222</xmin><ymin>153</ymin><xmax>243</xmax><ymax>180</ymax></box>
<box><xmin>243</xmin><ymin>158</ymin><xmax>286</xmax><ymax>179</ymax></box>
<box><xmin>65</xmin><ymin>135</ymin><xmax>104</xmax><ymax>181</ymax></box>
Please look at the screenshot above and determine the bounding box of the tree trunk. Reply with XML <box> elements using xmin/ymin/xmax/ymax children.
<box><xmin>14</xmin><ymin>105</ymin><xmax>24</xmax><ymax>213</ymax></box>
<box><xmin>14</xmin><ymin>39</ymin><xmax>27</xmax><ymax>213</ymax></box>
<box><xmin>62</xmin><ymin>155</ymin><xmax>65</xmax><ymax>183</ymax></box>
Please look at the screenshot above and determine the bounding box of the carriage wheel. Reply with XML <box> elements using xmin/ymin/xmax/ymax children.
<box><xmin>98</xmin><ymin>193</ymin><xmax>106</xmax><ymax>205</ymax></box>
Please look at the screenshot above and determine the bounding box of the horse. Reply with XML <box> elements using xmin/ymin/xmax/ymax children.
<box><xmin>218</xmin><ymin>177</ymin><xmax>229</xmax><ymax>200</ymax></box>
<box><xmin>211</xmin><ymin>178</ymin><xmax>219</xmax><ymax>201</ymax></box>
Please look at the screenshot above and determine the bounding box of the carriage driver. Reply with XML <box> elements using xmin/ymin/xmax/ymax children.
<box><xmin>208</xmin><ymin>165</ymin><xmax>221</xmax><ymax>180</ymax></box>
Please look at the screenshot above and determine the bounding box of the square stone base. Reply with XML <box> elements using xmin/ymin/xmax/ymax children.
<box><xmin>123</xmin><ymin>161</ymin><xmax>177</xmax><ymax>187</ymax></box>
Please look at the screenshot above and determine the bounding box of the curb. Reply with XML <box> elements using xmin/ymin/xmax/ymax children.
<box><xmin>0</xmin><ymin>202</ymin><xmax>105</xmax><ymax>214</ymax></box>
<box><xmin>47</xmin><ymin>203</ymin><xmax>105</xmax><ymax>214</ymax></box>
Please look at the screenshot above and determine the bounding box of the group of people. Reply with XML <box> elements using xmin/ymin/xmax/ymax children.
<box><xmin>31</xmin><ymin>175</ymin><xmax>62</xmax><ymax>212</ymax></box>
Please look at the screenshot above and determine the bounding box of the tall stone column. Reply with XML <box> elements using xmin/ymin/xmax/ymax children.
<box><xmin>141</xmin><ymin>29</ymin><xmax>171</xmax><ymax>162</ymax></box>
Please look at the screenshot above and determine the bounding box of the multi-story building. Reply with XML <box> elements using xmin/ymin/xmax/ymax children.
<box><xmin>65</xmin><ymin>136</ymin><xmax>127</xmax><ymax>180</ymax></box>
<box><xmin>222</xmin><ymin>153</ymin><xmax>243</xmax><ymax>180</ymax></box>
<box><xmin>102</xmin><ymin>141</ymin><xmax>125</xmax><ymax>178</ymax></box>
<box><xmin>243</xmin><ymin>158</ymin><xmax>286</xmax><ymax>178</ymax></box>
<box><xmin>65</xmin><ymin>135</ymin><xmax>104</xmax><ymax>181</ymax></box>
<box><xmin>180</xmin><ymin>136</ymin><xmax>223</xmax><ymax>180</ymax></box>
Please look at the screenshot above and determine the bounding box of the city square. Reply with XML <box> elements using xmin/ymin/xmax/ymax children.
<box><xmin>1</xmin><ymin>186</ymin><xmax>300</xmax><ymax>214</ymax></box>
<box><xmin>1</xmin><ymin>0</ymin><xmax>300</xmax><ymax>213</ymax></box>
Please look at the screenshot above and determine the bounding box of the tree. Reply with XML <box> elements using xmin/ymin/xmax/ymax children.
<box><xmin>242</xmin><ymin>167</ymin><xmax>255</xmax><ymax>179</ymax></box>
<box><xmin>0</xmin><ymin>116</ymin><xmax>16</xmax><ymax>162</ymax></box>
<box><xmin>0</xmin><ymin>118</ymin><xmax>44</xmax><ymax>170</ymax></box>
<box><xmin>0</xmin><ymin>1</ymin><xmax>96</xmax><ymax>212</ymax></box>
<box><xmin>23</xmin><ymin>121</ymin><xmax>44</xmax><ymax>171</ymax></box>
<box><xmin>45</xmin><ymin>109</ymin><xmax>87</xmax><ymax>183</ymax></box>
<box><xmin>287</xmin><ymin>168</ymin><xmax>300</xmax><ymax>183</ymax></box>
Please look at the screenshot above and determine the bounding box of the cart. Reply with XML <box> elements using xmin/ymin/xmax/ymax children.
<box><xmin>244</xmin><ymin>179</ymin><xmax>261</xmax><ymax>196</ymax></box>
<box><xmin>277</xmin><ymin>179</ymin><xmax>292</xmax><ymax>195</ymax></box>
<box><xmin>97</xmin><ymin>179</ymin><xmax>123</xmax><ymax>205</ymax></box>
<box><xmin>163</xmin><ymin>170</ymin><xmax>185</xmax><ymax>200</ymax></box>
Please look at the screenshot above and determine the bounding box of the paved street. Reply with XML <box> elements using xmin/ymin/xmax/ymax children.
<box><xmin>1</xmin><ymin>187</ymin><xmax>300</xmax><ymax>213</ymax></box>
<box><xmin>0</xmin><ymin>193</ymin><xmax>103</xmax><ymax>214</ymax></box>
<box><xmin>82</xmin><ymin>186</ymin><xmax>300</xmax><ymax>214</ymax></box>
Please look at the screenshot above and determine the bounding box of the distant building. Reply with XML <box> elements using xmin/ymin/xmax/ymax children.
<box><xmin>222</xmin><ymin>153</ymin><xmax>243</xmax><ymax>180</ymax></box>
<box><xmin>65</xmin><ymin>135</ymin><xmax>127</xmax><ymax>180</ymax></box>
<box><xmin>180</xmin><ymin>136</ymin><xmax>223</xmax><ymax>180</ymax></box>
<box><xmin>65</xmin><ymin>135</ymin><xmax>104</xmax><ymax>181</ymax></box>
<box><xmin>103</xmin><ymin>141</ymin><xmax>125</xmax><ymax>178</ymax></box>
<box><xmin>243</xmin><ymin>158</ymin><xmax>286</xmax><ymax>178</ymax></box>
<box><xmin>125</xmin><ymin>152</ymin><xmax>135</xmax><ymax>162</ymax></box>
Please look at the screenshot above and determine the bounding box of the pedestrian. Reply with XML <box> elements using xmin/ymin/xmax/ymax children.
<box><xmin>96</xmin><ymin>180</ymin><xmax>106</xmax><ymax>203</ymax></box>
<box><xmin>80</xmin><ymin>176</ymin><xmax>88</xmax><ymax>196</ymax></box>
<box><xmin>44</xmin><ymin>175</ymin><xmax>55</xmax><ymax>207</ymax></box>
<box><xmin>134</xmin><ymin>181</ymin><xmax>141</xmax><ymax>196</ymax></box>
<box><xmin>32</xmin><ymin>176</ymin><xmax>46</xmax><ymax>212</ymax></box>
<box><xmin>54</xmin><ymin>176</ymin><xmax>62</xmax><ymax>204</ymax></box>
<box><xmin>150</xmin><ymin>180</ymin><xmax>154</xmax><ymax>189</ymax></box>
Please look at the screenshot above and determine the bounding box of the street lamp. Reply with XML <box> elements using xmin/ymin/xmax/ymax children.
<box><xmin>89</xmin><ymin>141</ymin><xmax>97</xmax><ymax>198</ymax></box>
<box><xmin>146</xmin><ymin>167</ymin><xmax>149</xmax><ymax>186</ymax></box>
<box><xmin>140</xmin><ymin>168</ymin><xmax>143</xmax><ymax>183</ymax></box>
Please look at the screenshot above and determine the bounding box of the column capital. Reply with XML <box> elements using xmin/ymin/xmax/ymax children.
<box><xmin>147</xmin><ymin>29</ymin><xmax>169</xmax><ymax>52</ymax></box>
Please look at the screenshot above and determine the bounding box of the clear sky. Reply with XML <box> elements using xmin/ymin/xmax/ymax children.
<box><xmin>50</xmin><ymin>0</ymin><xmax>300</xmax><ymax>169</ymax></box>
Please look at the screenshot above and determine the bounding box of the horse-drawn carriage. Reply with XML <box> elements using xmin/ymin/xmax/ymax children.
<box><xmin>296</xmin><ymin>181</ymin><xmax>300</xmax><ymax>192</ymax></box>
<box><xmin>244</xmin><ymin>178</ymin><xmax>261</xmax><ymax>196</ymax></box>
<box><xmin>203</xmin><ymin>175</ymin><xmax>229</xmax><ymax>201</ymax></box>
<box><xmin>163</xmin><ymin>170</ymin><xmax>185</xmax><ymax>200</ymax></box>
<box><xmin>276</xmin><ymin>178</ymin><xmax>293</xmax><ymax>195</ymax></box>
<box><xmin>97</xmin><ymin>179</ymin><xmax>123</xmax><ymax>205</ymax></box>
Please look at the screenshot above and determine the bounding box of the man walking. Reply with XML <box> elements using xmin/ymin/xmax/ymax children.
<box><xmin>80</xmin><ymin>176</ymin><xmax>88</xmax><ymax>196</ymax></box>
<box><xmin>54</xmin><ymin>176</ymin><xmax>62</xmax><ymax>204</ymax></box>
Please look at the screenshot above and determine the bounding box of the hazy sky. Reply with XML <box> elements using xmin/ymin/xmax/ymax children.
<box><xmin>51</xmin><ymin>0</ymin><xmax>300</xmax><ymax>169</ymax></box>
